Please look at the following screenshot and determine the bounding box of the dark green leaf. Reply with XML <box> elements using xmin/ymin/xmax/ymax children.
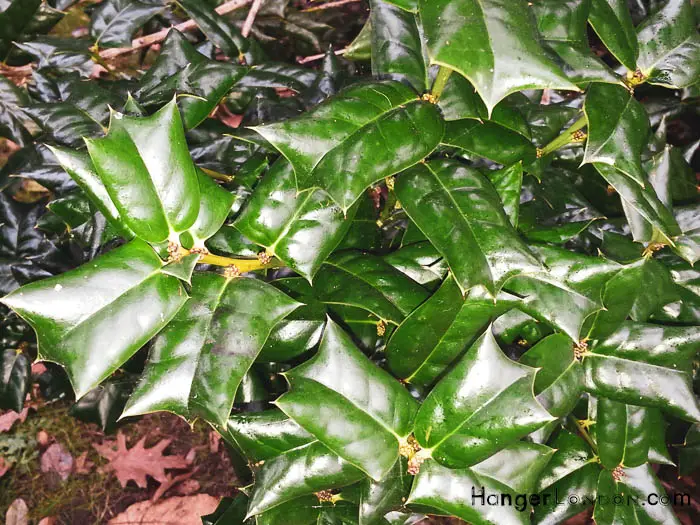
<box><xmin>583</xmin><ymin>83</ymin><xmax>649</xmax><ymax>186</ymax></box>
<box><xmin>0</xmin><ymin>0</ymin><xmax>41</xmax><ymax>57</ymax></box>
<box><xmin>0</xmin><ymin>348</ymin><xmax>31</xmax><ymax>412</ymax></box>
<box><xmin>395</xmin><ymin>159</ymin><xmax>542</xmax><ymax>295</ymax></box>
<box><xmin>235</xmin><ymin>158</ymin><xmax>356</xmax><ymax>281</ymax></box>
<box><xmin>24</xmin><ymin>102</ymin><xmax>103</xmax><ymax>148</ymax></box>
<box><xmin>0</xmin><ymin>76</ymin><xmax>31</xmax><ymax>146</ymax></box>
<box><xmin>636</xmin><ymin>0</ymin><xmax>700</xmax><ymax>89</ymax></box>
<box><xmin>596</xmin><ymin>398</ymin><xmax>650</xmax><ymax>469</ymax></box>
<box><xmin>419</xmin><ymin>0</ymin><xmax>579</xmax><ymax>113</ymax></box>
<box><xmin>122</xmin><ymin>273</ymin><xmax>300</xmax><ymax>425</ymax></box>
<box><xmin>1</xmin><ymin>240</ymin><xmax>187</xmax><ymax>398</ymax></box>
<box><xmin>90</xmin><ymin>0</ymin><xmax>164</xmax><ymax>48</ymax></box>
<box><xmin>486</xmin><ymin>163</ymin><xmax>523</xmax><ymax>228</ymax></box>
<box><xmin>277</xmin><ymin>319</ymin><xmax>419</xmax><ymax>480</ymax></box>
<box><xmin>588</xmin><ymin>0</ymin><xmax>638</xmax><ymax>70</ymax></box>
<box><xmin>386</xmin><ymin>275</ymin><xmax>519</xmax><ymax>387</ymax></box>
<box><xmin>251</xmin><ymin>81</ymin><xmax>444</xmax><ymax>212</ymax></box>
<box><xmin>441</xmin><ymin>119</ymin><xmax>536</xmax><ymax>165</ymax></box>
<box><xmin>413</xmin><ymin>328</ymin><xmax>554</xmax><ymax>468</ymax></box>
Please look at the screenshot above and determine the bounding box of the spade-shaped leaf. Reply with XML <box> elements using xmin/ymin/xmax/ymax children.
<box><xmin>90</xmin><ymin>0</ymin><xmax>164</xmax><ymax>48</ymax></box>
<box><xmin>276</xmin><ymin>319</ymin><xmax>419</xmax><ymax>481</ymax></box>
<box><xmin>636</xmin><ymin>0</ymin><xmax>700</xmax><ymax>89</ymax></box>
<box><xmin>85</xmin><ymin>99</ymin><xmax>200</xmax><ymax>244</ymax></box>
<box><xmin>234</xmin><ymin>158</ymin><xmax>356</xmax><ymax>281</ymax></box>
<box><xmin>251</xmin><ymin>80</ymin><xmax>444</xmax><ymax>212</ymax></box>
<box><xmin>413</xmin><ymin>328</ymin><xmax>555</xmax><ymax>468</ymax></box>
<box><xmin>419</xmin><ymin>0</ymin><xmax>579</xmax><ymax>113</ymax></box>
<box><xmin>583</xmin><ymin>83</ymin><xmax>649</xmax><ymax>186</ymax></box>
<box><xmin>1</xmin><ymin>240</ymin><xmax>187</xmax><ymax>398</ymax></box>
<box><xmin>395</xmin><ymin>159</ymin><xmax>542</xmax><ymax>295</ymax></box>
<box><xmin>122</xmin><ymin>273</ymin><xmax>300</xmax><ymax>425</ymax></box>
<box><xmin>386</xmin><ymin>275</ymin><xmax>519</xmax><ymax>387</ymax></box>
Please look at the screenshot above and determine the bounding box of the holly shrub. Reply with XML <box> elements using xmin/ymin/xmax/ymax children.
<box><xmin>1</xmin><ymin>0</ymin><xmax>699</xmax><ymax>523</ymax></box>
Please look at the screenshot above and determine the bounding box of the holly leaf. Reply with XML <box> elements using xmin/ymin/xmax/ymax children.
<box><xmin>24</xmin><ymin>102</ymin><xmax>103</xmax><ymax>148</ymax></box>
<box><xmin>596</xmin><ymin>398</ymin><xmax>651</xmax><ymax>469</ymax></box>
<box><xmin>276</xmin><ymin>319</ymin><xmax>419</xmax><ymax>481</ymax></box>
<box><xmin>359</xmin><ymin>456</ymin><xmax>412</xmax><ymax>525</ymax></box>
<box><xmin>1</xmin><ymin>240</ymin><xmax>187</xmax><ymax>398</ymax></box>
<box><xmin>395</xmin><ymin>159</ymin><xmax>542</xmax><ymax>295</ymax></box>
<box><xmin>408</xmin><ymin>443</ymin><xmax>554</xmax><ymax>525</ymax></box>
<box><xmin>584</xmin><ymin>322</ymin><xmax>700</xmax><ymax>421</ymax></box>
<box><xmin>441</xmin><ymin>119</ymin><xmax>537</xmax><ymax>166</ymax></box>
<box><xmin>234</xmin><ymin>158</ymin><xmax>356</xmax><ymax>281</ymax></box>
<box><xmin>92</xmin><ymin>431</ymin><xmax>189</xmax><ymax>488</ymax></box>
<box><xmin>0</xmin><ymin>76</ymin><xmax>31</xmax><ymax>146</ymax></box>
<box><xmin>85</xmin><ymin>99</ymin><xmax>201</xmax><ymax>243</ymax></box>
<box><xmin>419</xmin><ymin>0</ymin><xmax>579</xmax><ymax>113</ymax></box>
<box><xmin>533</xmin><ymin>0</ymin><xmax>620</xmax><ymax>86</ymax></box>
<box><xmin>583</xmin><ymin>83</ymin><xmax>650</xmax><ymax>186</ymax></box>
<box><xmin>413</xmin><ymin>328</ymin><xmax>555</xmax><ymax>468</ymax></box>
<box><xmin>636</xmin><ymin>0</ymin><xmax>700</xmax><ymax>89</ymax></box>
<box><xmin>386</xmin><ymin>275</ymin><xmax>519</xmax><ymax>388</ymax></box>
<box><xmin>370</xmin><ymin>0</ymin><xmax>429</xmax><ymax>92</ymax></box>
<box><xmin>122</xmin><ymin>273</ymin><xmax>300</xmax><ymax>425</ymax></box>
<box><xmin>90</xmin><ymin>0</ymin><xmax>164</xmax><ymax>48</ymax></box>
<box><xmin>250</xmin><ymin>80</ymin><xmax>444</xmax><ymax>212</ymax></box>
<box><xmin>673</xmin><ymin>204</ymin><xmax>700</xmax><ymax>266</ymax></box>
<box><xmin>588</xmin><ymin>0</ymin><xmax>638</xmax><ymax>71</ymax></box>
<box><xmin>0</xmin><ymin>349</ymin><xmax>31</xmax><ymax>413</ymax></box>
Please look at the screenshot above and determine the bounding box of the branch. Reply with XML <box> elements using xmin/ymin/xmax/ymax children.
<box><xmin>241</xmin><ymin>0</ymin><xmax>264</xmax><ymax>38</ymax></box>
<box><xmin>297</xmin><ymin>47</ymin><xmax>347</xmax><ymax>64</ymax></box>
<box><xmin>302</xmin><ymin>0</ymin><xmax>362</xmax><ymax>12</ymax></box>
<box><xmin>99</xmin><ymin>0</ymin><xmax>253</xmax><ymax>60</ymax></box>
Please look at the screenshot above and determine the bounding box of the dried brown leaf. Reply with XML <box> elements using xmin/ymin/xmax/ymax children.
<box><xmin>107</xmin><ymin>494</ymin><xmax>219</xmax><ymax>525</ymax></box>
<box><xmin>93</xmin><ymin>431</ymin><xmax>189</xmax><ymax>488</ymax></box>
<box><xmin>40</xmin><ymin>443</ymin><xmax>73</xmax><ymax>481</ymax></box>
<box><xmin>0</xmin><ymin>408</ymin><xmax>29</xmax><ymax>433</ymax></box>
<box><xmin>5</xmin><ymin>498</ymin><xmax>28</xmax><ymax>525</ymax></box>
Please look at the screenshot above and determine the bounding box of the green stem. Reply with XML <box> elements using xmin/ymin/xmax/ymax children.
<box><xmin>538</xmin><ymin>115</ymin><xmax>587</xmax><ymax>158</ymax></box>
<box><xmin>568</xmin><ymin>415</ymin><xmax>598</xmax><ymax>454</ymax></box>
<box><xmin>430</xmin><ymin>66</ymin><xmax>453</xmax><ymax>101</ymax></box>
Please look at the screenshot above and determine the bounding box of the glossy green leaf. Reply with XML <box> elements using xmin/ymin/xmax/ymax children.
<box><xmin>441</xmin><ymin>119</ymin><xmax>536</xmax><ymax>166</ymax></box>
<box><xmin>122</xmin><ymin>273</ymin><xmax>300</xmax><ymax>425</ymax></box>
<box><xmin>646</xmin><ymin>408</ymin><xmax>673</xmax><ymax>466</ymax></box>
<box><xmin>1</xmin><ymin>240</ymin><xmax>187</xmax><ymax>398</ymax></box>
<box><xmin>0</xmin><ymin>0</ymin><xmax>41</xmax><ymax>57</ymax></box>
<box><xmin>178</xmin><ymin>0</ymin><xmax>264</xmax><ymax>65</ymax></box>
<box><xmin>584</xmin><ymin>322</ymin><xmax>700</xmax><ymax>421</ymax></box>
<box><xmin>593</xmin><ymin>465</ymin><xmax>681</xmax><ymax>525</ymax></box>
<box><xmin>673</xmin><ymin>204</ymin><xmax>700</xmax><ymax>265</ymax></box>
<box><xmin>24</xmin><ymin>102</ymin><xmax>103</xmax><ymax>148</ymax></box>
<box><xmin>486</xmin><ymin>163</ymin><xmax>523</xmax><ymax>228</ymax></box>
<box><xmin>247</xmin><ymin>440</ymin><xmax>365</xmax><ymax>517</ymax></box>
<box><xmin>534</xmin><ymin>0</ymin><xmax>620</xmax><ymax>86</ymax></box>
<box><xmin>588</xmin><ymin>0</ymin><xmax>639</xmax><ymax>70</ymax></box>
<box><xmin>533</xmin><ymin>430</ymin><xmax>599</xmax><ymax>525</ymax></box>
<box><xmin>0</xmin><ymin>76</ymin><xmax>31</xmax><ymax>146</ymax></box>
<box><xmin>277</xmin><ymin>319</ymin><xmax>419</xmax><ymax>480</ymax></box>
<box><xmin>414</xmin><ymin>328</ymin><xmax>554</xmax><ymax>468</ymax></box>
<box><xmin>90</xmin><ymin>0</ymin><xmax>164</xmax><ymax>48</ymax></box>
<box><xmin>678</xmin><ymin>423</ymin><xmax>700</xmax><ymax>476</ymax></box>
<box><xmin>359</xmin><ymin>456</ymin><xmax>411</xmax><ymax>525</ymax></box>
<box><xmin>596</xmin><ymin>398</ymin><xmax>650</xmax><ymax>469</ymax></box>
<box><xmin>370</xmin><ymin>0</ymin><xmax>429</xmax><ymax>92</ymax></box>
<box><xmin>583</xmin><ymin>83</ymin><xmax>649</xmax><ymax>186</ymax></box>
<box><xmin>386</xmin><ymin>275</ymin><xmax>519</xmax><ymax>387</ymax></box>
<box><xmin>395</xmin><ymin>159</ymin><xmax>542</xmax><ymax>295</ymax></box>
<box><xmin>408</xmin><ymin>444</ymin><xmax>554</xmax><ymax>525</ymax></box>
<box><xmin>312</xmin><ymin>252</ymin><xmax>429</xmax><ymax>325</ymax></box>
<box><xmin>636</xmin><ymin>0</ymin><xmax>700</xmax><ymax>89</ymax></box>
<box><xmin>251</xmin><ymin>81</ymin><xmax>444</xmax><ymax>212</ymax></box>
<box><xmin>520</xmin><ymin>333</ymin><xmax>584</xmax><ymax>419</ymax></box>
<box><xmin>47</xmin><ymin>146</ymin><xmax>134</xmax><ymax>239</ymax></box>
<box><xmin>85</xmin><ymin>99</ymin><xmax>200</xmax><ymax>244</ymax></box>
<box><xmin>0</xmin><ymin>348</ymin><xmax>31</xmax><ymax>413</ymax></box>
<box><xmin>594</xmin><ymin>163</ymin><xmax>680</xmax><ymax>244</ymax></box>
<box><xmin>69</xmin><ymin>376</ymin><xmax>132</xmax><ymax>433</ymax></box>
<box><xmin>184</xmin><ymin>168</ymin><xmax>236</xmax><ymax>249</ymax></box>
<box><xmin>383</xmin><ymin>241</ymin><xmax>447</xmax><ymax>289</ymax></box>
<box><xmin>419</xmin><ymin>0</ymin><xmax>579</xmax><ymax>113</ymax></box>
<box><xmin>235</xmin><ymin>158</ymin><xmax>356</xmax><ymax>281</ymax></box>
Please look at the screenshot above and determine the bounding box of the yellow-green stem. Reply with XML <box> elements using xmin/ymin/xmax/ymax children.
<box><xmin>430</xmin><ymin>66</ymin><xmax>453</xmax><ymax>101</ymax></box>
<box><xmin>538</xmin><ymin>115</ymin><xmax>587</xmax><ymax>158</ymax></box>
<box><xmin>179</xmin><ymin>247</ymin><xmax>280</xmax><ymax>272</ymax></box>
<box><xmin>568</xmin><ymin>415</ymin><xmax>598</xmax><ymax>454</ymax></box>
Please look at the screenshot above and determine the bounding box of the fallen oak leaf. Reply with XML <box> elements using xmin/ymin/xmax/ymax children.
<box><xmin>5</xmin><ymin>498</ymin><xmax>28</xmax><ymax>525</ymax></box>
<box><xmin>93</xmin><ymin>431</ymin><xmax>189</xmax><ymax>488</ymax></box>
<box><xmin>74</xmin><ymin>452</ymin><xmax>94</xmax><ymax>475</ymax></box>
<box><xmin>0</xmin><ymin>456</ymin><xmax>10</xmax><ymax>478</ymax></box>
<box><xmin>107</xmin><ymin>494</ymin><xmax>220</xmax><ymax>525</ymax></box>
<box><xmin>40</xmin><ymin>443</ymin><xmax>73</xmax><ymax>481</ymax></box>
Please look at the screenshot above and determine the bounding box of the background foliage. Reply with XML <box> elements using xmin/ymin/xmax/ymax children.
<box><xmin>1</xmin><ymin>0</ymin><xmax>699</xmax><ymax>524</ymax></box>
